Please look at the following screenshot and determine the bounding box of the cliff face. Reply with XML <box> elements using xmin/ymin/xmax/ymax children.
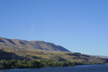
<box><xmin>0</xmin><ymin>37</ymin><xmax>69</xmax><ymax>52</ymax></box>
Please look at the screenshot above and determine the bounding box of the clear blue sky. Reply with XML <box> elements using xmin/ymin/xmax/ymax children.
<box><xmin>0</xmin><ymin>0</ymin><xmax>108</xmax><ymax>56</ymax></box>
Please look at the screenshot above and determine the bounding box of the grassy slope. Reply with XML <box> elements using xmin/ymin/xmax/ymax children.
<box><xmin>0</xmin><ymin>48</ymin><xmax>108</xmax><ymax>64</ymax></box>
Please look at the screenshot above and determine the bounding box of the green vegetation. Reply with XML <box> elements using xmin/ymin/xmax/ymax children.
<box><xmin>31</xmin><ymin>56</ymin><xmax>42</xmax><ymax>59</ymax></box>
<box><xmin>0</xmin><ymin>59</ymin><xmax>101</xmax><ymax>69</ymax></box>
<box><xmin>0</xmin><ymin>59</ymin><xmax>42</xmax><ymax>69</ymax></box>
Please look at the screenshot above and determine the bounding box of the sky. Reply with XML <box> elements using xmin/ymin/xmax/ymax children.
<box><xmin>0</xmin><ymin>0</ymin><xmax>108</xmax><ymax>56</ymax></box>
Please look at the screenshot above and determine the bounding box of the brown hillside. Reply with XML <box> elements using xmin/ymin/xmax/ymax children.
<box><xmin>0</xmin><ymin>37</ymin><xmax>69</xmax><ymax>52</ymax></box>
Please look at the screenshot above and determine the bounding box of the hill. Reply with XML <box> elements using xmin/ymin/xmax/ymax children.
<box><xmin>0</xmin><ymin>37</ymin><xmax>69</xmax><ymax>52</ymax></box>
<box><xmin>0</xmin><ymin>49</ymin><xmax>108</xmax><ymax>64</ymax></box>
<box><xmin>0</xmin><ymin>37</ymin><xmax>108</xmax><ymax>64</ymax></box>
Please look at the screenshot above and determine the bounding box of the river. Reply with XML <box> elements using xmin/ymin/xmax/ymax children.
<box><xmin>0</xmin><ymin>64</ymin><xmax>108</xmax><ymax>72</ymax></box>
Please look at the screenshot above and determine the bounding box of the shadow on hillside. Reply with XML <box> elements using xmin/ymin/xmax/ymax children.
<box><xmin>0</xmin><ymin>49</ymin><xmax>30</xmax><ymax>60</ymax></box>
<box><xmin>49</xmin><ymin>55</ymin><xmax>67</xmax><ymax>61</ymax></box>
<box><xmin>103</xmin><ymin>58</ymin><xmax>108</xmax><ymax>63</ymax></box>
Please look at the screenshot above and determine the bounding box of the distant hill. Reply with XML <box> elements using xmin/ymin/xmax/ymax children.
<box><xmin>90</xmin><ymin>55</ymin><xmax>108</xmax><ymax>59</ymax></box>
<box><xmin>0</xmin><ymin>37</ymin><xmax>69</xmax><ymax>52</ymax></box>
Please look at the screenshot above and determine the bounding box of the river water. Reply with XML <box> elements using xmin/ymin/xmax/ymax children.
<box><xmin>0</xmin><ymin>64</ymin><xmax>108</xmax><ymax>72</ymax></box>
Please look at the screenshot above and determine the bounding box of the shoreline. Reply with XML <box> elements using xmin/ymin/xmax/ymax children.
<box><xmin>0</xmin><ymin>64</ymin><xmax>107</xmax><ymax>70</ymax></box>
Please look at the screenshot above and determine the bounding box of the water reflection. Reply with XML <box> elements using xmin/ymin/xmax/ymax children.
<box><xmin>0</xmin><ymin>65</ymin><xmax>108</xmax><ymax>72</ymax></box>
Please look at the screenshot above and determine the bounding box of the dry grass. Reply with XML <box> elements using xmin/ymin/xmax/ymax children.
<box><xmin>0</xmin><ymin>48</ymin><xmax>107</xmax><ymax>63</ymax></box>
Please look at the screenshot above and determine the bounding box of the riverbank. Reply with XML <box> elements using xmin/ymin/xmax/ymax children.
<box><xmin>0</xmin><ymin>64</ymin><xmax>108</xmax><ymax>72</ymax></box>
<box><xmin>0</xmin><ymin>59</ymin><xmax>102</xmax><ymax>69</ymax></box>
